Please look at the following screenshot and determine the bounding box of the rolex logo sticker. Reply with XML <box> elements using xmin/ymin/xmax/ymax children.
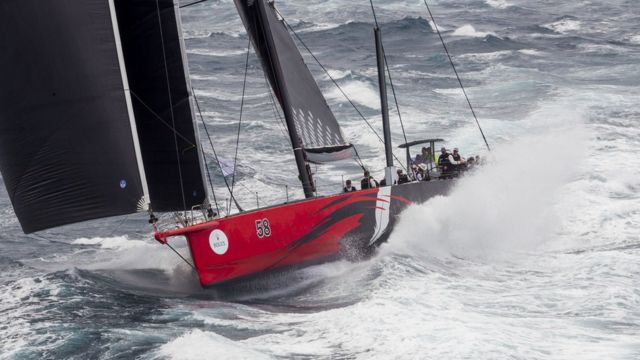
<box><xmin>209</xmin><ymin>229</ymin><xmax>229</xmax><ymax>255</ymax></box>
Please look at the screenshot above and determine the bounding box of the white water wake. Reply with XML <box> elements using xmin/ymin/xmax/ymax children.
<box><xmin>384</xmin><ymin>124</ymin><xmax>589</xmax><ymax>261</ymax></box>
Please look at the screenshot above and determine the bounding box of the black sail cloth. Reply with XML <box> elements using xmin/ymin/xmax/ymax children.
<box><xmin>233</xmin><ymin>0</ymin><xmax>354</xmax><ymax>164</ymax></box>
<box><xmin>114</xmin><ymin>0</ymin><xmax>207</xmax><ymax>212</ymax></box>
<box><xmin>0</xmin><ymin>0</ymin><xmax>147</xmax><ymax>233</ymax></box>
<box><xmin>0</xmin><ymin>0</ymin><xmax>207</xmax><ymax>233</ymax></box>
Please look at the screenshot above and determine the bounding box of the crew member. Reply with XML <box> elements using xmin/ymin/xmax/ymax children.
<box><xmin>438</xmin><ymin>147</ymin><xmax>466</xmax><ymax>177</ymax></box>
<box><xmin>343</xmin><ymin>180</ymin><xmax>357</xmax><ymax>192</ymax></box>
<box><xmin>397</xmin><ymin>169</ymin><xmax>410</xmax><ymax>184</ymax></box>
<box><xmin>415</xmin><ymin>146</ymin><xmax>434</xmax><ymax>167</ymax></box>
<box><xmin>451</xmin><ymin>148</ymin><xmax>467</xmax><ymax>172</ymax></box>
<box><xmin>361</xmin><ymin>170</ymin><xmax>379</xmax><ymax>190</ymax></box>
<box><xmin>438</xmin><ymin>147</ymin><xmax>452</xmax><ymax>176</ymax></box>
<box><xmin>416</xmin><ymin>163</ymin><xmax>430</xmax><ymax>181</ymax></box>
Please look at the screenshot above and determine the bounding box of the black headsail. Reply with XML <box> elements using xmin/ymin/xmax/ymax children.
<box><xmin>0</xmin><ymin>0</ymin><xmax>206</xmax><ymax>233</ymax></box>
<box><xmin>233</xmin><ymin>0</ymin><xmax>355</xmax><ymax>166</ymax></box>
<box><xmin>114</xmin><ymin>0</ymin><xmax>207</xmax><ymax>212</ymax></box>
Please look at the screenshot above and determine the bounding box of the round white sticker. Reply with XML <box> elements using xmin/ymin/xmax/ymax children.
<box><xmin>208</xmin><ymin>229</ymin><xmax>229</xmax><ymax>255</ymax></box>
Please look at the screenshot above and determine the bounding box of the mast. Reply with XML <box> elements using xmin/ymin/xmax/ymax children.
<box><xmin>374</xmin><ymin>26</ymin><xmax>395</xmax><ymax>186</ymax></box>
<box><xmin>256</xmin><ymin>0</ymin><xmax>314</xmax><ymax>198</ymax></box>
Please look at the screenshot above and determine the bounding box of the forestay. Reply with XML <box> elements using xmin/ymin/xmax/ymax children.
<box><xmin>234</xmin><ymin>0</ymin><xmax>355</xmax><ymax>164</ymax></box>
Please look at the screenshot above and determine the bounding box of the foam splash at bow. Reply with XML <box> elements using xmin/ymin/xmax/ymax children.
<box><xmin>383</xmin><ymin>125</ymin><xmax>588</xmax><ymax>261</ymax></box>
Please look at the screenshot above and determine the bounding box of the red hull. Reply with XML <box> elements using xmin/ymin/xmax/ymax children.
<box><xmin>155</xmin><ymin>180</ymin><xmax>453</xmax><ymax>286</ymax></box>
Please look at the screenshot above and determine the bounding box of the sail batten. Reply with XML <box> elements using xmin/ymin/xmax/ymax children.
<box><xmin>234</xmin><ymin>0</ymin><xmax>355</xmax><ymax>164</ymax></box>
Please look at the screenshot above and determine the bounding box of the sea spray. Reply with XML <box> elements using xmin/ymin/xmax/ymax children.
<box><xmin>383</xmin><ymin>125</ymin><xmax>588</xmax><ymax>261</ymax></box>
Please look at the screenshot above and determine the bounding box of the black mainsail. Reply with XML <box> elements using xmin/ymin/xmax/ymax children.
<box><xmin>233</xmin><ymin>0</ymin><xmax>355</xmax><ymax>165</ymax></box>
<box><xmin>0</xmin><ymin>0</ymin><xmax>206</xmax><ymax>233</ymax></box>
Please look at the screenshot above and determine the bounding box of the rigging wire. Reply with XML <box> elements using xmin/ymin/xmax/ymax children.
<box><xmin>382</xmin><ymin>49</ymin><xmax>409</xmax><ymax>147</ymax></box>
<box><xmin>130</xmin><ymin>92</ymin><xmax>195</xmax><ymax>146</ymax></box>
<box><xmin>273</xmin><ymin>7</ymin><xmax>406</xmax><ymax>172</ymax></box>
<box><xmin>155</xmin><ymin>0</ymin><xmax>188</xmax><ymax>213</ymax></box>
<box><xmin>368</xmin><ymin>1</ymin><xmax>410</xmax><ymax>152</ymax></box>
<box><xmin>264</xmin><ymin>72</ymin><xmax>291</xmax><ymax>143</ymax></box>
<box><xmin>201</xmin><ymin>147</ymin><xmax>221</xmax><ymax>216</ymax></box>
<box><xmin>193</xmin><ymin>90</ymin><xmax>245</xmax><ymax>213</ymax></box>
<box><xmin>165</xmin><ymin>242</ymin><xmax>197</xmax><ymax>270</ymax></box>
<box><xmin>179</xmin><ymin>0</ymin><xmax>210</xmax><ymax>9</ymax></box>
<box><xmin>229</xmin><ymin>39</ymin><xmax>252</xmax><ymax>211</ymax></box>
<box><xmin>423</xmin><ymin>0</ymin><xmax>492</xmax><ymax>151</ymax></box>
<box><xmin>128</xmin><ymin>90</ymin><xmax>221</xmax><ymax>217</ymax></box>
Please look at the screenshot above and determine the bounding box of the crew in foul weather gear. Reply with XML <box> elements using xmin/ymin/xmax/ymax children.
<box><xmin>438</xmin><ymin>147</ymin><xmax>467</xmax><ymax>177</ymax></box>
<box><xmin>396</xmin><ymin>169</ymin><xmax>410</xmax><ymax>184</ymax></box>
<box><xmin>438</xmin><ymin>147</ymin><xmax>452</xmax><ymax>175</ymax></box>
<box><xmin>416</xmin><ymin>163</ymin><xmax>430</xmax><ymax>181</ymax></box>
<box><xmin>343</xmin><ymin>180</ymin><xmax>357</xmax><ymax>192</ymax></box>
<box><xmin>414</xmin><ymin>146</ymin><xmax>435</xmax><ymax>167</ymax></box>
<box><xmin>361</xmin><ymin>170</ymin><xmax>379</xmax><ymax>190</ymax></box>
<box><xmin>451</xmin><ymin>148</ymin><xmax>466</xmax><ymax>172</ymax></box>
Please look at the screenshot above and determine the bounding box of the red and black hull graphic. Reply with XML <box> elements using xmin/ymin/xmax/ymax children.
<box><xmin>156</xmin><ymin>180</ymin><xmax>454</xmax><ymax>286</ymax></box>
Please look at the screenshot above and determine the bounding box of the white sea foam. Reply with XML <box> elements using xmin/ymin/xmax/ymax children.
<box><xmin>518</xmin><ymin>49</ymin><xmax>544</xmax><ymax>56</ymax></box>
<box><xmin>326</xmin><ymin>80</ymin><xmax>380</xmax><ymax>110</ymax></box>
<box><xmin>195</xmin><ymin>89</ymin><xmax>269</xmax><ymax>102</ymax></box>
<box><xmin>0</xmin><ymin>276</ymin><xmax>62</xmax><ymax>358</ymax></box>
<box><xmin>452</xmin><ymin>24</ymin><xmax>495</xmax><ymax>38</ymax></box>
<box><xmin>433</xmin><ymin>87</ymin><xmax>465</xmax><ymax>96</ymax></box>
<box><xmin>384</xmin><ymin>125</ymin><xmax>588</xmax><ymax>260</ymax></box>
<box><xmin>630</xmin><ymin>35</ymin><xmax>640</xmax><ymax>44</ymax></box>
<box><xmin>578</xmin><ymin>43</ymin><xmax>626</xmax><ymax>55</ymax></box>
<box><xmin>485</xmin><ymin>0</ymin><xmax>512</xmax><ymax>9</ymax></box>
<box><xmin>156</xmin><ymin>330</ymin><xmax>273</xmax><ymax>360</ymax></box>
<box><xmin>458</xmin><ymin>50</ymin><xmax>512</xmax><ymax>62</ymax></box>
<box><xmin>543</xmin><ymin>18</ymin><xmax>582</xmax><ymax>34</ymax></box>
<box><xmin>72</xmin><ymin>236</ymin><xmax>148</xmax><ymax>250</ymax></box>
<box><xmin>298</xmin><ymin>21</ymin><xmax>344</xmax><ymax>33</ymax></box>
<box><xmin>186</xmin><ymin>48</ymin><xmax>247</xmax><ymax>57</ymax></box>
<box><xmin>325</xmin><ymin>69</ymin><xmax>352</xmax><ymax>81</ymax></box>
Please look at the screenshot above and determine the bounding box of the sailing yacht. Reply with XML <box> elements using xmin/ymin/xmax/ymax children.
<box><xmin>0</xmin><ymin>0</ymin><xmax>460</xmax><ymax>287</ymax></box>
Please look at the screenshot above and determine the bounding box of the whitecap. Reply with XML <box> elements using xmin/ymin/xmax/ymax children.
<box><xmin>518</xmin><ymin>49</ymin><xmax>544</xmax><ymax>56</ymax></box>
<box><xmin>451</xmin><ymin>24</ymin><xmax>495</xmax><ymax>38</ymax></box>
<box><xmin>186</xmin><ymin>48</ymin><xmax>247</xmax><ymax>57</ymax></box>
<box><xmin>72</xmin><ymin>236</ymin><xmax>148</xmax><ymax>250</ymax></box>
<box><xmin>542</xmin><ymin>18</ymin><xmax>582</xmax><ymax>34</ymax></box>
<box><xmin>297</xmin><ymin>22</ymin><xmax>344</xmax><ymax>33</ymax></box>
<box><xmin>578</xmin><ymin>43</ymin><xmax>626</xmax><ymax>55</ymax></box>
<box><xmin>156</xmin><ymin>329</ymin><xmax>273</xmax><ymax>360</ymax></box>
<box><xmin>326</xmin><ymin>80</ymin><xmax>380</xmax><ymax>110</ymax></box>
<box><xmin>485</xmin><ymin>0</ymin><xmax>512</xmax><ymax>9</ymax></box>
<box><xmin>324</xmin><ymin>69</ymin><xmax>352</xmax><ymax>81</ymax></box>
<box><xmin>433</xmin><ymin>88</ymin><xmax>465</xmax><ymax>96</ymax></box>
<box><xmin>458</xmin><ymin>50</ymin><xmax>513</xmax><ymax>62</ymax></box>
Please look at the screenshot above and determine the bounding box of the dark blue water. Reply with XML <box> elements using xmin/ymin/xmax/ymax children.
<box><xmin>1</xmin><ymin>0</ymin><xmax>639</xmax><ymax>358</ymax></box>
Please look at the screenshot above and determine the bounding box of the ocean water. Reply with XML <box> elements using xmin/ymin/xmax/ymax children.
<box><xmin>1</xmin><ymin>0</ymin><xmax>639</xmax><ymax>359</ymax></box>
